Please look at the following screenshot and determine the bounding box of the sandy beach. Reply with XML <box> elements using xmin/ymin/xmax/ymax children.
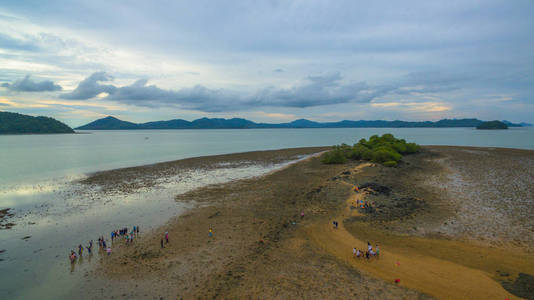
<box><xmin>71</xmin><ymin>146</ymin><xmax>534</xmax><ymax>299</ymax></box>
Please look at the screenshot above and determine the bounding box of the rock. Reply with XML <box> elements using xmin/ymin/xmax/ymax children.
<box><xmin>501</xmin><ymin>273</ymin><xmax>534</xmax><ymax>300</ymax></box>
<box><xmin>359</xmin><ymin>182</ymin><xmax>391</xmax><ymax>195</ymax></box>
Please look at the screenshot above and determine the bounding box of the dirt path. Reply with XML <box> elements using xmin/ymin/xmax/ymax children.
<box><xmin>305</xmin><ymin>163</ymin><xmax>519</xmax><ymax>300</ymax></box>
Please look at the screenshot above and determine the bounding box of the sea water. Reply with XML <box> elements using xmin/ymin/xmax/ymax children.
<box><xmin>2</xmin><ymin>127</ymin><xmax>533</xmax><ymax>189</ymax></box>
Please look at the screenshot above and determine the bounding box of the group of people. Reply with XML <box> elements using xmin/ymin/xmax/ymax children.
<box><xmin>111</xmin><ymin>226</ymin><xmax>139</xmax><ymax>243</ymax></box>
<box><xmin>69</xmin><ymin>225</ymin><xmax>140</xmax><ymax>263</ymax></box>
<box><xmin>353</xmin><ymin>242</ymin><xmax>379</xmax><ymax>260</ymax></box>
<box><xmin>354</xmin><ymin>185</ymin><xmax>373</xmax><ymax>209</ymax></box>
<box><xmin>69</xmin><ymin>239</ymin><xmax>97</xmax><ymax>263</ymax></box>
<box><xmin>355</xmin><ymin>198</ymin><xmax>367</xmax><ymax>209</ymax></box>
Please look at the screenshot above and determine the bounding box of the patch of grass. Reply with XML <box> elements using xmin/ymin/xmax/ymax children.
<box><xmin>321</xmin><ymin>146</ymin><xmax>348</xmax><ymax>164</ymax></box>
<box><xmin>383</xmin><ymin>160</ymin><xmax>398</xmax><ymax>167</ymax></box>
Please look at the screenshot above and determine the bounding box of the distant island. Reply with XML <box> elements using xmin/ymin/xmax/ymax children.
<box><xmin>76</xmin><ymin>116</ymin><xmax>527</xmax><ymax>130</ymax></box>
<box><xmin>476</xmin><ymin>120</ymin><xmax>508</xmax><ymax>130</ymax></box>
<box><xmin>0</xmin><ymin>111</ymin><xmax>74</xmax><ymax>134</ymax></box>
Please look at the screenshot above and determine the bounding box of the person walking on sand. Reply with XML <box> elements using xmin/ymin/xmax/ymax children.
<box><xmin>136</xmin><ymin>225</ymin><xmax>139</xmax><ymax>234</ymax></box>
<box><xmin>78</xmin><ymin>244</ymin><xmax>83</xmax><ymax>256</ymax></box>
<box><xmin>165</xmin><ymin>231</ymin><xmax>169</xmax><ymax>243</ymax></box>
<box><xmin>353</xmin><ymin>247</ymin><xmax>357</xmax><ymax>258</ymax></box>
<box><xmin>160</xmin><ymin>238</ymin><xmax>164</xmax><ymax>249</ymax></box>
<box><xmin>208</xmin><ymin>228</ymin><xmax>213</xmax><ymax>237</ymax></box>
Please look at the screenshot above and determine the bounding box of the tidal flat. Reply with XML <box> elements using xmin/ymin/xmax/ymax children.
<box><xmin>0</xmin><ymin>147</ymin><xmax>326</xmax><ymax>299</ymax></box>
<box><xmin>62</xmin><ymin>146</ymin><xmax>534</xmax><ymax>299</ymax></box>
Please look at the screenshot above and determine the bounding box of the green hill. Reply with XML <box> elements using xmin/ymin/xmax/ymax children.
<box><xmin>75</xmin><ymin>116</ymin><xmax>139</xmax><ymax>130</ymax></box>
<box><xmin>476</xmin><ymin>120</ymin><xmax>508</xmax><ymax>130</ymax></box>
<box><xmin>76</xmin><ymin>116</ymin><xmax>526</xmax><ymax>130</ymax></box>
<box><xmin>0</xmin><ymin>111</ymin><xmax>74</xmax><ymax>134</ymax></box>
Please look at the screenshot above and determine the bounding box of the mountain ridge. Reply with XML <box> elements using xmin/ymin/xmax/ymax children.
<box><xmin>0</xmin><ymin>111</ymin><xmax>74</xmax><ymax>134</ymax></box>
<box><xmin>76</xmin><ymin>116</ymin><xmax>527</xmax><ymax>130</ymax></box>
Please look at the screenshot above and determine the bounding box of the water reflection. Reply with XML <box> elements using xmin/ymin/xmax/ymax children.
<box><xmin>1</xmin><ymin>159</ymin><xmax>304</xmax><ymax>299</ymax></box>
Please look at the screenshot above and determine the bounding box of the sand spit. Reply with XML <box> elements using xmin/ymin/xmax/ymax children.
<box><xmin>76</xmin><ymin>146</ymin><xmax>534</xmax><ymax>299</ymax></box>
<box><xmin>80</xmin><ymin>147</ymin><xmax>328</xmax><ymax>194</ymax></box>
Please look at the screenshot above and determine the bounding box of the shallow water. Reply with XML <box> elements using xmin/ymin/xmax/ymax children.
<box><xmin>1</xmin><ymin>127</ymin><xmax>533</xmax><ymax>190</ymax></box>
<box><xmin>1</xmin><ymin>127</ymin><xmax>533</xmax><ymax>298</ymax></box>
<box><xmin>0</xmin><ymin>159</ymin><xmax>301</xmax><ymax>299</ymax></box>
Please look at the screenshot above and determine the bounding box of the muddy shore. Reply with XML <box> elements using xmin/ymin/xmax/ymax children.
<box><xmin>0</xmin><ymin>208</ymin><xmax>15</xmax><ymax>230</ymax></box>
<box><xmin>75</xmin><ymin>146</ymin><xmax>534</xmax><ymax>299</ymax></box>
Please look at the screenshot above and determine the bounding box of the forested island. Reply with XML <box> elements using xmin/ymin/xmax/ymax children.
<box><xmin>476</xmin><ymin>121</ymin><xmax>508</xmax><ymax>130</ymax></box>
<box><xmin>0</xmin><ymin>111</ymin><xmax>74</xmax><ymax>134</ymax></box>
<box><xmin>76</xmin><ymin>116</ymin><xmax>526</xmax><ymax>130</ymax></box>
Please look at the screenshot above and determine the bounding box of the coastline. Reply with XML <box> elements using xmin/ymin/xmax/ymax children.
<box><xmin>79</xmin><ymin>146</ymin><xmax>329</xmax><ymax>193</ymax></box>
<box><xmin>71</xmin><ymin>145</ymin><xmax>534</xmax><ymax>299</ymax></box>
<box><xmin>0</xmin><ymin>147</ymin><xmax>332</xmax><ymax>300</ymax></box>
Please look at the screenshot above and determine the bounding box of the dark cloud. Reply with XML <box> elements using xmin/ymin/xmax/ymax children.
<box><xmin>251</xmin><ymin>73</ymin><xmax>394</xmax><ymax>108</ymax></box>
<box><xmin>1</xmin><ymin>75</ymin><xmax>62</xmax><ymax>92</ymax></box>
<box><xmin>104</xmin><ymin>78</ymin><xmax>239</xmax><ymax>112</ymax></box>
<box><xmin>60</xmin><ymin>72</ymin><xmax>116</xmax><ymax>99</ymax></box>
<box><xmin>62</xmin><ymin>72</ymin><xmax>395</xmax><ymax>112</ymax></box>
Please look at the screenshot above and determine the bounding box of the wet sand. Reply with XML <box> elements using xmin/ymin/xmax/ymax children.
<box><xmin>77</xmin><ymin>146</ymin><xmax>534</xmax><ymax>299</ymax></box>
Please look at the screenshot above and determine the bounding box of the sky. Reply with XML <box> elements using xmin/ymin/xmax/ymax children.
<box><xmin>0</xmin><ymin>0</ymin><xmax>533</xmax><ymax>127</ymax></box>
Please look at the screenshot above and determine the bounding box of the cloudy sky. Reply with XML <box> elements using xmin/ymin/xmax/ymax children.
<box><xmin>0</xmin><ymin>0</ymin><xmax>533</xmax><ymax>127</ymax></box>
